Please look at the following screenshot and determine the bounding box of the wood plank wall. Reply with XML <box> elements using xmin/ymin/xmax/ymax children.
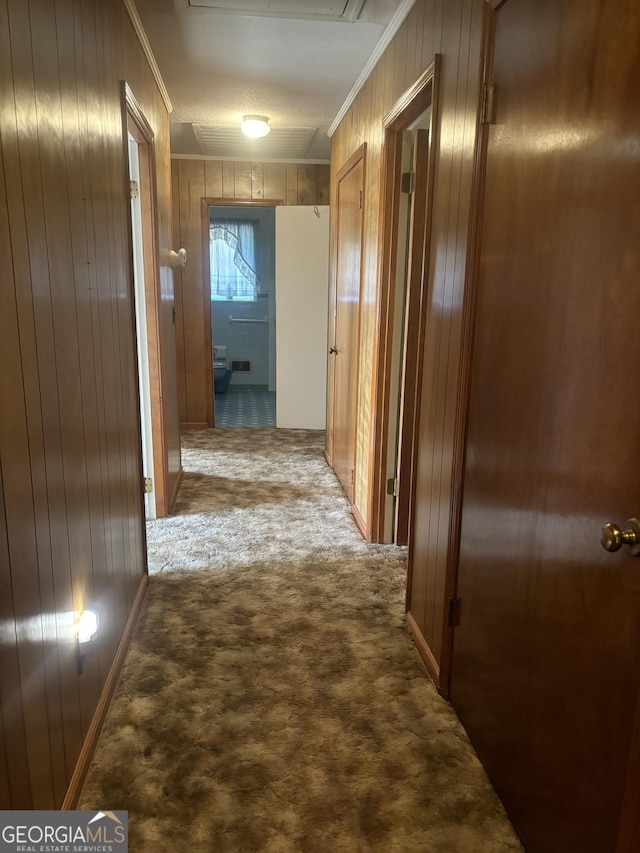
<box><xmin>330</xmin><ymin>0</ymin><xmax>484</xmax><ymax>675</ymax></box>
<box><xmin>0</xmin><ymin>0</ymin><xmax>178</xmax><ymax>808</ymax></box>
<box><xmin>172</xmin><ymin>158</ymin><xmax>330</xmax><ymax>428</ymax></box>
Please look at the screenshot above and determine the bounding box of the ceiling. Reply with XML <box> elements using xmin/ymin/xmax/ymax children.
<box><xmin>134</xmin><ymin>0</ymin><xmax>412</xmax><ymax>161</ymax></box>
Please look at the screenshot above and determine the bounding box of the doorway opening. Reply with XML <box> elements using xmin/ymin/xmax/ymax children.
<box><xmin>370</xmin><ymin>59</ymin><xmax>440</xmax><ymax>545</ymax></box>
<box><xmin>124</xmin><ymin>84</ymin><xmax>168</xmax><ymax>518</ymax></box>
<box><xmin>209</xmin><ymin>205</ymin><xmax>276</xmax><ymax>427</ymax></box>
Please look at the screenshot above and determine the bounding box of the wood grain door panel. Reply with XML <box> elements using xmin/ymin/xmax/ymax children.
<box><xmin>331</xmin><ymin>152</ymin><xmax>364</xmax><ymax>502</ymax></box>
<box><xmin>451</xmin><ymin>1</ymin><xmax>640</xmax><ymax>850</ymax></box>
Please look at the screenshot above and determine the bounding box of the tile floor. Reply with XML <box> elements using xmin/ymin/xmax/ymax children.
<box><xmin>214</xmin><ymin>384</ymin><xmax>276</xmax><ymax>427</ymax></box>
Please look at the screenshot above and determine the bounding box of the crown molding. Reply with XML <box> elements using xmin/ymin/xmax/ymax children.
<box><xmin>123</xmin><ymin>0</ymin><xmax>173</xmax><ymax>113</ymax></box>
<box><xmin>328</xmin><ymin>0</ymin><xmax>415</xmax><ymax>137</ymax></box>
<box><xmin>170</xmin><ymin>154</ymin><xmax>330</xmax><ymax>165</ymax></box>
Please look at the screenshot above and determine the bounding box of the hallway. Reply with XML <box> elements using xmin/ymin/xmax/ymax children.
<box><xmin>79</xmin><ymin>429</ymin><xmax>521</xmax><ymax>851</ymax></box>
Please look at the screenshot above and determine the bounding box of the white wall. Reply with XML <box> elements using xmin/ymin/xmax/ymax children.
<box><xmin>275</xmin><ymin>206</ymin><xmax>330</xmax><ymax>430</ymax></box>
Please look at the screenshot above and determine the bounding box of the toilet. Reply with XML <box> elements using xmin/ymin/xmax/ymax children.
<box><xmin>213</xmin><ymin>344</ymin><xmax>228</xmax><ymax>382</ymax></box>
<box><xmin>213</xmin><ymin>345</ymin><xmax>232</xmax><ymax>393</ymax></box>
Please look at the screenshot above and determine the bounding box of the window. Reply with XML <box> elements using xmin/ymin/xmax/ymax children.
<box><xmin>210</xmin><ymin>220</ymin><xmax>258</xmax><ymax>301</ymax></box>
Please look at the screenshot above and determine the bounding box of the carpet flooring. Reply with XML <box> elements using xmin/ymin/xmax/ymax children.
<box><xmin>79</xmin><ymin>428</ymin><xmax>523</xmax><ymax>852</ymax></box>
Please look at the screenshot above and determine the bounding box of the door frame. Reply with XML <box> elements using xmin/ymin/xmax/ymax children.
<box><xmin>434</xmin><ymin>3</ymin><xmax>497</xmax><ymax>698</ymax></box>
<box><xmin>123</xmin><ymin>84</ymin><xmax>169</xmax><ymax>517</ymax></box>
<box><xmin>201</xmin><ymin>198</ymin><xmax>283</xmax><ymax>427</ymax></box>
<box><xmin>369</xmin><ymin>58</ymin><xmax>440</xmax><ymax>544</ymax></box>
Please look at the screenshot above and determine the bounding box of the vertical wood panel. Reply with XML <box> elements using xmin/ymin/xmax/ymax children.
<box><xmin>297</xmin><ymin>164</ymin><xmax>317</xmax><ymax>204</ymax></box>
<box><xmin>264</xmin><ymin>162</ymin><xmax>286</xmax><ymax>200</ymax></box>
<box><xmin>205</xmin><ymin>159</ymin><xmax>223</xmax><ymax>197</ymax></box>
<box><xmin>222</xmin><ymin>161</ymin><xmax>235</xmax><ymax>198</ymax></box>
<box><xmin>286</xmin><ymin>163</ymin><xmax>298</xmax><ymax>204</ymax></box>
<box><xmin>251</xmin><ymin>161</ymin><xmax>264</xmax><ymax>198</ymax></box>
<box><xmin>234</xmin><ymin>162</ymin><xmax>252</xmax><ymax>198</ymax></box>
<box><xmin>0</xmin><ymin>0</ymin><xmax>175</xmax><ymax>809</ymax></box>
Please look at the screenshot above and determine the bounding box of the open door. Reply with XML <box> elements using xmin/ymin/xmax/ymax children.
<box><xmin>370</xmin><ymin>60</ymin><xmax>439</xmax><ymax>546</ymax></box>
<box><xmin>124</xmin><ymin>85</ymin><xmax>169</xmax><ymax>518</ymax></box>
<box><xmin>275</xmin><ymin>205</ymin><xmax>330</xmax><ymax>430</ymax></box>
<box><xmin>450</xmin><ymin>1</ymin><xmax>640</xmax><ymax>850</ymax></box>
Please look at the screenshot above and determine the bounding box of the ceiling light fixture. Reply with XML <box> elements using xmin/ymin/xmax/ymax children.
<box><xmin>241</xmin><ymin>115</ymin><xmax>270</xmax><ymax>139</ymax></box>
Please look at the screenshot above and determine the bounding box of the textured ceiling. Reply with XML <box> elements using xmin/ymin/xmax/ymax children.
<box><xmin>134</xmin><ymin>0</ymin><xmax>406</xmax><ymax>160</ymax></box>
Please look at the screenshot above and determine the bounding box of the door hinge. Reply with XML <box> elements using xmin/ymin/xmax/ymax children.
<box><xmin>401</xmin><ymin>171</ymin><xmax>416</xmax><ymax>194</ymax></box>
<box><xmin>130</xmin><ymin>180</ymin><xmax>139</xmax><ymax>200</ymax></box>
<box><xmin>480</xmin><ymin>84</ymin><xmax>495</xmax><ymax>125</ymax></box>
<box><xmin>172</xmin><ymin>304</ymin><xmax>176</xmax><ymax>324</ymax></box>
<box><xmin>144</xmin><ymin>477</ymin><xmax>153</xmax><ymax>494</ymax></box>
<box><xmin>358</xmin><ymin>190</ymin><xmax>363</xmax><ymax>209</ymax></box>
<box><xmin>386</xmin><ymin>477</ymin><xmax>398</xmax><ymax>497</ymax></box>
<box><xmin>448</xmin><ymin>597</ymin><xmax>461</xmax><ymax>628</ymax></box>
<box><xmin>350</xmin><ymin>467</ymin><xmax>355</xmax><ymax>486</ymax></box>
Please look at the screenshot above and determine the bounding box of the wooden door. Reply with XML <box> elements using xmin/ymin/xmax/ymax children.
<box><xmin>451</xmin><ymin>1</ymin><xmax>640</xmax><ymax>851</ymax></box>
<box><xmin>330</xmin><ymin>150</ymin><xmax>364</xmax><ymax>502</ymax></box>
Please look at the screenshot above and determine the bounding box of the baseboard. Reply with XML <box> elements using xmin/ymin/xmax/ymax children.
<box><xmin>405</xmin><ymin>611</ymin><xmax>443</xmax><ymax>694</ymax></box>
<box><xmin>351</xmin><ymin>504</ymin><xmax>369</xmax><ymax>540</ymax></box>
<box><xmin>180</xmin><ymin>421</ymin><xmax>208</xmax><ymax>430</ymax></box>
<box><xmin>61</xmin><ymin>573</ymin><xmax>149</xmax><ymax>810</ymax></box>
<box><xmin>169</xmin><ymin>466</ymin><xmax>183</xmax><ymax>512</ymax></box>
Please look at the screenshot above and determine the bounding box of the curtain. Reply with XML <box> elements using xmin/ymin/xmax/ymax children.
<box><xmin>210</xmin><ymin>220</ymin><xmax>258</xmax><ymax>300</ymax></box>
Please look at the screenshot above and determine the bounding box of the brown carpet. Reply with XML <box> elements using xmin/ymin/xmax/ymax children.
<box><xmin>79</xmin><ymin>428</ymin><xmax>523</xmax><ymax>852</ymax></box>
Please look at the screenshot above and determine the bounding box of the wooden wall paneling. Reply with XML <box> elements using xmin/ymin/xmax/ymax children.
<box><xmin>251</xmin><ymin>161</ymin><xmax>264</xmax><ymax>198</ymax></box>
<box><xmin>5</xmin><ymin>0</ymin><xmax>83</xmax><ymax>805</ymax></box>
<box><xmin>85</xmin><ymin>0</ymin><xmax>130</xmax><ymax>657</ymax></box>
<box><xmin>205</xmin><ymin>159</ymin><xmax>223</xmax><ymax>197</ymax></box>
<box><xmin>264</xmin><ymin>162</ymin><xmax>286</xmax><ymax>200</ymax></box>
<box><xmin>404</xmin><ymin>4</ymin><xmax>418</xmax><ymax>87</ymax></box>
<box><xmin>0</xmin><ymin>25</ymin><xmax>42</xmax><ymax>805</ymax></box>
<box><xmin>317</xmin><ymin>165</ymin><xmax>330</xmax><ymax>203</ymax></box>
<box><xmin>406</xmin><ymin>0</ymin><xmax>485</xmax><ymax>685</ymax></box>
<box><xmin>33</xmin><ymin>0</ymin><xmax>106</xmax><ymax>758</ymax></box>
<box><xmin>328</xmin><ymin>0</ymin><xmax>486</xmax><ymax>687</ymax></box>
<box><xmin>65</xmin><ymin>0</ymin><xmax>116</xmax><ymax>701</ymax></box>
<box><xmin>234</xmin><ymin>162</ymin><xmax>252</xmax><ymax>199</ymax></box>
<box><xmin>393</xmin><ymin>22</ymin><xmax>408</xmax><ymax>101</ymax></box>
<box><xmin>178</xmin><ymin>160</ymin><xmax>208</xmax><ymax>427</ymax></box>
<box><xmin>0</xmin><ymin>0</ymin><xmax>172</xmax><ymax>810</ymax></box>
<box><xmin>297</xmin><ymin>164</ymin><xmax>317</xmax><ymax>205</ymax></box>
<box><xmin>0</xmin><ymin>678</ymin><xmax>12</xmax><ymax>809</ymax></box>
<box><xmin>222</xmin><ymin>161</ymin><xmax>235</xmax><ymax>198</ymax></box>
<box><xmin>436</xmin><ymin>0</ymin><xmax>486</xmax><ymax>691</ymax></box>
<box><xmin>75</xmin><ymin>0</ymin><xmax>121</xmax><ymax>694</ymax></box>
<box><xmin>286</xmin><ymin>163</ymin><xmax>298</xmax><ymax>204</ymax></box>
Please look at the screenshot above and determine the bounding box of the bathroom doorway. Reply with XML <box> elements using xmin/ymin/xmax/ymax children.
<box><xmin>206</xmin><ymin>202</ymin><xmax>277</xmax><ymax>427</ymax></box>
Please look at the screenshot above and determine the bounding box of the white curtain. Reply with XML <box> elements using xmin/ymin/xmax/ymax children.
<box><xmin>210</xmin><ymin>221</ymin><xmax>258</xmax><ymax>300</ymax></box>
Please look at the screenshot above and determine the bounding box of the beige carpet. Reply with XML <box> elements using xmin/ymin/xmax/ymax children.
<box><xmin>79</xmin><ymin>428</ymin><xmax>522</xmax><ymax>852</ymax></box>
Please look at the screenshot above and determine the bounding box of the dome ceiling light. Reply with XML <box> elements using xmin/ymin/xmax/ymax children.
<box><xmin>241</xmin><ymin>115</ymin><xmax>271</xmax><ymax>138</ymax></box>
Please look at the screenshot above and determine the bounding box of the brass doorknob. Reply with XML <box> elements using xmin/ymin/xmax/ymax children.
<box><xmin>601</xmin><ymin>518</ymin><xmax>640</xmax><ymax>556</ymax></box>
